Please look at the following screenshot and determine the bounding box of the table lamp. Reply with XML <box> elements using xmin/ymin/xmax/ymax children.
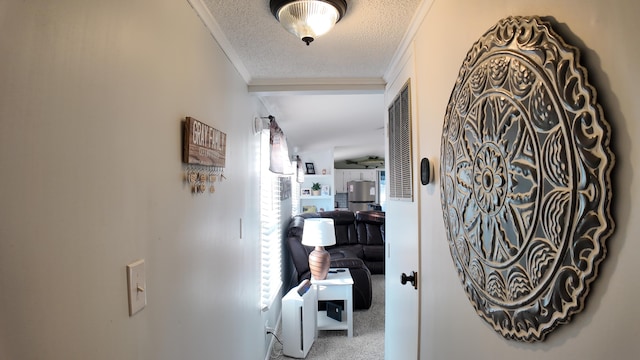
<box><xmin>301</xmin><ymin>218</ymin><xmax>336</xmax><ymax>280</ymax></box>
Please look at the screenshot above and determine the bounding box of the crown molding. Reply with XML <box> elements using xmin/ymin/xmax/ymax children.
<box><xmin>187</xmin><ymin>0</ymin><xmax>252</xmax><ymax>84</ymax></box>
<box><xmin>248</xmin><ymin>78</ymin><xmax>386</xmax><ymax>95</ymax></box>
<box><xmin>384</xmin><ymin>0</ymin><xmax>435</xmax><ymax>83</ymax></box>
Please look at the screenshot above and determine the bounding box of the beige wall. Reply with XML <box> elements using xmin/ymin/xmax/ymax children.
<box><xmin>3</xmin><ymin>0</ymin><xmax>638</xmax><ymax>359</ymax></box>
<box><xmin>0</xmin><ymin>0</ymin><xmax>270</xmax><ymax>359</ymax></box>
<box><xmin>414</xmin><ymin>0</ymin><xmax>639</xmax><ymax>358</ymax></box>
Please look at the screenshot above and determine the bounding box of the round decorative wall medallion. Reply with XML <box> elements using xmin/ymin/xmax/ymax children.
<box><xmin>440</xmin><ymin>16</ymin><xmax>614</xmax><ymax>342</ymax></box>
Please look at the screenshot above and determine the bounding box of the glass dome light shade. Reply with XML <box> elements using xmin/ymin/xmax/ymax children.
<box><xmin>274</xmin><ymin>0</ymin><xmax>346</xmax><ymax>45</ymax></box>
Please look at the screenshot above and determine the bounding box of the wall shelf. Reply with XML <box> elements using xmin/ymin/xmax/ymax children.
<box><xmin>300</xmin><ymin>174</ymin><xmax>334</xmax><ymax>213</ymax></box>
<box><xmin>297</xmin><ymin>151</ymin><xmax>335</xmax><ymax>214</ymax></box>
<box><xmin>300</xmin><ymin>195</ymin><xmax>333</xmax><ymax>200</ymax></box>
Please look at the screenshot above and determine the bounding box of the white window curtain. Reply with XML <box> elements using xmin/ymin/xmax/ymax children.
<box><xmin>260</xmin><ymin>126</ymin><xmax>283</xmax><ymax>311</ymax></box>
<box><xmin>269</xmin><ymin>117</ymin><xmax>294</xmax><ymax>175</ymax></box>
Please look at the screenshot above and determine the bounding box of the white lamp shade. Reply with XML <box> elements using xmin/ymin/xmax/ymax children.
<box><xmin>301</xmin><ymin>218</ymin><xmax>336</xmax><ymax>247</ymax></box>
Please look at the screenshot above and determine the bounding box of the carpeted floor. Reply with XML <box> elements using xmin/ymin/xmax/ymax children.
<box><xmin>270</xmin><ymin>274</ymin><xmax>385</xmax><ymax>360</ymax></box>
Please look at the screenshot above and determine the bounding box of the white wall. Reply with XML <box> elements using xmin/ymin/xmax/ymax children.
<box><xmin>298</xmin><ymin>149</ymin><xmax>335</xmax><ymax>176</ymax></box>
<box><xmin>414</xmin><ymin>0</ymin><xmax>639</xmax><ymax>358</ymax></box>
<box><xmin>0</xmin><ymin>0</ymin><xmax>270</xmax><ymax>359</ymax></box>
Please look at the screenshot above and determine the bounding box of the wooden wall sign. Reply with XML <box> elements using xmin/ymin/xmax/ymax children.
<box><xmin>183</xmin><ymin>117</ymin><xmax>226</xmax><ymax>167</ymax></box>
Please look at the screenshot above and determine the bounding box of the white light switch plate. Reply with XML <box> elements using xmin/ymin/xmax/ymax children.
<box><xmin>126</xmin><ymin>259</ymin><xmax>146</xmax><ymax>316</ymax></box>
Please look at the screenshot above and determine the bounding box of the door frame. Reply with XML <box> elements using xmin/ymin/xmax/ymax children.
<box><xmin>384</xmin><ymin>47</ymin><xmax>421</xmax><ymax>359</ymax></box>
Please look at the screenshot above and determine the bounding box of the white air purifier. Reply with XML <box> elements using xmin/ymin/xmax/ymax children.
<box><xmin>282</xmin><ymin>280</ymin><xmax>317</xmax><ymax>358</ymax></box>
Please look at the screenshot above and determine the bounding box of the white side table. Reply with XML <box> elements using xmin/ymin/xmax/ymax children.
<box><xmin>311</xmin><ymin>268</ymin><xmax>354</xmax><ymax>338</ymax></box>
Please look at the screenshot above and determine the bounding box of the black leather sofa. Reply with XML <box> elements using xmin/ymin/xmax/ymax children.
<box><xmin>285</xmin><ymin>210</ymin><xmax>385</xmax><ymax>310</ymax></box>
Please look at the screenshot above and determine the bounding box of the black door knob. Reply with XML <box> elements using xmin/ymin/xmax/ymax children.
<box><xmin>401</xmin><ymin>271</ymin><xmax>418</xmax><ymax>289</ymax></box>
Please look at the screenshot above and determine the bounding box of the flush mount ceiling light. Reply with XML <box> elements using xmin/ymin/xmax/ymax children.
<box><xmin>270</xmin><ymin>0</ymin><xmax>347</xmax><ymax>46</ymax></box>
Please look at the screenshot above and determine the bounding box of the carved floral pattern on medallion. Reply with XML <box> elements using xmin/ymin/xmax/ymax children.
<box><xmin>440</xmin><ymin>16</ymin><xmax>614</xmax><ymax>342</ymax></box>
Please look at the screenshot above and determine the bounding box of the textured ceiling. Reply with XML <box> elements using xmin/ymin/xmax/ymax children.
<box><xmin>196</xmin><ymin>0</ymin><xmax>423</xmax><ymax>162</ymax></box>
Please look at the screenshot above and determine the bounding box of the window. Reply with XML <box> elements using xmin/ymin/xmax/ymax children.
<box><xmin>260</xmin><ymin>129</ymin><xmax>283</xmax><ymax>311</ymax></box>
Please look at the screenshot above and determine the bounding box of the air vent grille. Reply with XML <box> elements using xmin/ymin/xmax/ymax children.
<box><xmin>388</xmin><ymin>81</ymin><xmax>413</xmax><ymax>200</ymax></box>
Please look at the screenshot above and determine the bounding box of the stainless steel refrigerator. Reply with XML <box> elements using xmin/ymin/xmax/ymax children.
<box><xmin>347</xmin><ymin>180</ymin><xmax>376</xmax><ymax>212</ymax></box>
